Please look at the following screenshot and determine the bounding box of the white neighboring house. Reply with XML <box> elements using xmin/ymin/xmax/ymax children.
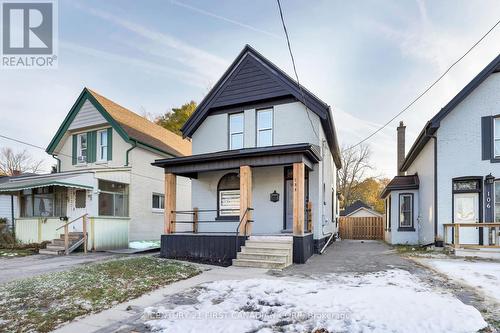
<box><xmin>382</xmin><ymin>54</ymin><xmax>500</xmax><ymax>251</ymax></box>
<box><xmin>0</xmin><ymin>176</ymin><xmax>18</xmax><ymax>228</ymax></box>
<box><xmin>340</xmin><ymin>200</ymin><xmax>383</xmax><ymax>218</ymax></box>
<box><xmin>0</xmin><ymin>88</ymin><xmax>191</xmax><ymax>250</ymax></box>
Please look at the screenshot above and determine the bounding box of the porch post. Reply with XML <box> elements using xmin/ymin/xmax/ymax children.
<box><xmin>293</xmin><ymin>162</ymin><xmax>305</xmax><ymax>236</ymax></box>
<box><xmin>164</xmin><ymin>173</ymin><xmax>176</xmax><ymax>234</ymax></box>
<box><xmin>239</xmin><ymin>165</ymin><xmax>252</xmax><ymax>235</ymax></box>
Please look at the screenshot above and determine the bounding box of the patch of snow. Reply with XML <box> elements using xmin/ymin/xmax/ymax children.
<box><xmin>129</xmin><ymin>240</ymin><xmax>160</xmax><ymax>249</ymax></box>
<box><xmin>419</xmin><ymin>258</ymin><xmax>500</xmax><ymax>304</ymax></box>
<box><xmin>144</xmin><ymin>269</ymin><xmax>486</xmax><ymax>333</ymax></box>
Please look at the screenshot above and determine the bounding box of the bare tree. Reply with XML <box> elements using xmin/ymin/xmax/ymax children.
<box><xmin>0</xmin><ymin>147</ymin><xmax>44</xmax><ymax>176</ymax></box>
<box><xmin>337</xmin><ymin>144</ymin><xmax>372</xmax><ymax>209</ymax></box>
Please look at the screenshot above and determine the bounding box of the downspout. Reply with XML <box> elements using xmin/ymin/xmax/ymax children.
<box><xmin>125</xmin><ymin>140</ymin><xmax>137</xmax><ymax>166</ymax></box>
<box><xmin>430</xmin><ymin>134</ymin><xmax>438</xmax><ymax>244</ymax></box>
<box><xmin>52</xmin><ymin>154</ymin><xmax>61</xmax><ymax>173</ymax></box>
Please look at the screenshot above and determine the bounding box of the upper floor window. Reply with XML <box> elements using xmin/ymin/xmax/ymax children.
<box><xmin>399</xmin><ymin>193</ymin><xmax>413</xmax><ymax>229</ymax></box>
<box><xmin>97</xmin><ymin>129</ymin><xmax>108</xmax><ymax>162</ymax></box>
<box><xmin>257</xmin><ymin>108</ymin><xmax>273</xmax><ymax>147</ymax></box>
<box><xmin>77</xmin><ymin>133</ymin><xmax>87</xmax><ymax>164</ymax></box>
<box><xmin>229</xmin><ymin>113</ymin><xmax>244</xmax><ymax>150</ymax></box>
<box><xmin>494</xmin><ymin>118</ymin><xmax>500</xmax><ymax>158</ymax></box>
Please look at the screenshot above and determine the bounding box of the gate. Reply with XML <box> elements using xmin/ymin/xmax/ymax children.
<box><xmin>339</xmin><ymin>216</ymin><xmax>384</xmax><ymax>240</ymax></box>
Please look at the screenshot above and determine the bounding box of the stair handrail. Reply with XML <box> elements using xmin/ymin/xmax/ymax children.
<box><xmin>56</xmin><ymin>213</ymin><xmax>89</xmax><ymax>255</ymax></box>
<box><xmin>235</xmin><ymin>207</ymin><xmax>253</xmax><ymax>254</ymax></box>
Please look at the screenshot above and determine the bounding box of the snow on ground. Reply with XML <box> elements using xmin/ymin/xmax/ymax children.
<box><xmin>129</xmin><ymin>240</ymin><xmax>161</xmax><ymax>249</ymax></box>
<box><xmin>144</xmin><ymin>269</ymin><xmax>486</xmax><ymax>333</ymax></box>
<box><xmin>419</xmin><ymin>258</ymin><xmax>500</xmax><ymax>304</ymax></box>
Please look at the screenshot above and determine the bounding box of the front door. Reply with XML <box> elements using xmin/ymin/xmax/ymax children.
<box><xmin>454</xmin><ymin>193</ymin><xmax>479</xmax><ymax>245</ymax></box>
<box><xmin>283</xmin><ymin>166</ymin><xmax>309</xmax><ymax>232</ymax></box>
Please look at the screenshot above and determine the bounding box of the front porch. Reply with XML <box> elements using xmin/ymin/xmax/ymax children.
<box><xmin>443</xmin><ymin>222</ymin><xmax>500</xmax><ymax>259</ymax></box>
<box><xmin>152</xmin><ymin>144</ymin><xmax>321</xmax><ymax>265</ymax></box>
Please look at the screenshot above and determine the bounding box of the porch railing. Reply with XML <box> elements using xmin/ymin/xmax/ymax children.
<box><xmin>171</xmin><ymin>208</ymin><xmax>253</xmax><ymax>234</ymax></box>
<box><xmin>443</xmin><ymin>222</ymin><xmax>500</xmax><ymax>249</ymax></box>
<box><xmin>55</xmin><ymin>213</ymin><xmax>88</xmax><ymax>255</ymax></box>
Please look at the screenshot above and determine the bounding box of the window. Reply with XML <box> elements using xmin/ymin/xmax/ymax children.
<box><xmin>98</xmin><ymin>180</ymin><xmax>129</xmax><ymax>217</ymax></box>
<box><xmin>97</xmin><ymin>130</ymin><xmax>108</xmax><ymax>161</ymax></box>
<box><xmin>229</xmin><ymin>113</ymin><xmax>244</xmax><ymax>150</ymax></box>
<box><xmin>257</xmin><ymin>108</ymin><xmax>273</xmax><ymax>147</ymax></box>
<box><xmin>453</xmin><ymin>180</ymin><xmax>480</xmax><ymax>192</ymax></box>
<box><xmin>399</xmin><ymin>194</ymin><xmax>413</xmax><ymax>229</ymax></box>
<box><xmin>20</xmin><ymin>186</ymin><xmax>67</xmax><ymax>217</ymax></box>
<box><xmin>77</xmin><ymin>133</ymin><xmax>87</xmax><ymax>164</ymax></box>
<box><xmin>495</xmin><ymin>181</ymin><xmax>500</xmax><ymax>222</ymax></box>
<box><xmin>75</xmin><ymin>190</ymin><xmax>86</xmax><ymax>208</ymax></box>
<box><xmin>494</xmin><ymin>118</ymin><xmax>500</xmax><ymax>158</ymax></box>
<box><xmin>217</xmin><ymin>173</ymin><xmax>240</xmax><ymax>217</ymax></box>
<box><xmin>152</xmin><ymin>193</ymin><xmax>165</xmax><ymax>210</ymax></box>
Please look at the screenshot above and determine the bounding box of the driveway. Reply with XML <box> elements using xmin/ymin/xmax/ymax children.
<box><xmin>0</xmin><ymin>252</ymin><xmax>127</xmax><ymax>284</ymax></box>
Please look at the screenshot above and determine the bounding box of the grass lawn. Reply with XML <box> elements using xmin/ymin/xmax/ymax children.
<box><xmin>0</xmin><ymin>248</ymin><xmax>37</xmax><ymax>258</ymax></box>
<box><xmin>0</xmin><ymin>256</ymin><xmax>200</xmax><ymax>333</ymax></box>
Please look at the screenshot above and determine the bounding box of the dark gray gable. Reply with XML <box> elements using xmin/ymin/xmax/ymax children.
<box><xmin>181</xmin><ymin>45</ymin><xmax>342</xmax><ymax>168</ymax></box>
<box><xmin>210</xmin><ymin>55</ymin><xmax>290</xmax><ymax>109</ymax></box>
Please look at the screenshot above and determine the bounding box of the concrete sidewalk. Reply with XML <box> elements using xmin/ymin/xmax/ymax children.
<box><xmin>51</xmin><ymin>264</ymin><xmax>272</xmax><ymax>333</ymax></box>
<box><xmin>0</xmin><ymin>252</ymin><xmax>126</xmax><ymax>284</ymax></box>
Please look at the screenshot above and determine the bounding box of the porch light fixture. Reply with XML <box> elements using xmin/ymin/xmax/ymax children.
<box><xmin>270</xmin><ymin>190</ymin><xmax>280</xmax><ymax>202</ymax></box>
<box><xmin>485</xmin><ymin>173</ymin><xmax>495</xmax><ymax>184</ymax></box>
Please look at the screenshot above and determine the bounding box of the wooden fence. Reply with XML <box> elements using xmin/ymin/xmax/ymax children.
<box><xmin>339</xmin><ymin>216</ymin><xmax>384</xmax><ymax>240</ymax></box>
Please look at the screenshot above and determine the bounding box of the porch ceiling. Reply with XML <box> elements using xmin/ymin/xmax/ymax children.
<box><xmin>151</xmin><ymin>143</ymin><xmax>321</xmax><ymax>177</ymax></box>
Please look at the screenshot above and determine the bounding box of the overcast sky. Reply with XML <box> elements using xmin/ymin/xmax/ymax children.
<box><xmin>1</xmin><ymin>0</ymin><xmax>499</xmax><ymax>176</ymax></box>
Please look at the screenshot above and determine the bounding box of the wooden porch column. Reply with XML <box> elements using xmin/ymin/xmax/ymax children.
<box><xmin>164</xmin><ymin>173</ymin><xmax>176</xmax><ymax>234</ymax></box>
<box><xmin>293</xmin><ymin>162</ymin><xmax>305</xmax><ymax>236</ymax></box>
<box><xmin>239</xmin><ymin>165</ymin><xmax>252</xmax><ymax>235</ymax></box>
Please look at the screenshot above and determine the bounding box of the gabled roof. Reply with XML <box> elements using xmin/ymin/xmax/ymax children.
<box><xmin>340</xmin><ymin>200</ymin><xmax>373</xmax><ymax>216</ymax></box>
<box><xmin>401</xmin><ymin>53</ymin><xmax>500</xmax><ymax>172</ymax></box>
<box><xmin>181</xmin><ymin>44</ymin><xmax>341</xmax><ymax>168</ymax></box>
<box><xmin>380</xmin><ymin>174</ymin><xmax>419</xmax><ymax>198</ymax></box>
<box><xmin>46</xmin><ymin>88</ymin><xmax>191</xmax><ymax>157</ymax></box>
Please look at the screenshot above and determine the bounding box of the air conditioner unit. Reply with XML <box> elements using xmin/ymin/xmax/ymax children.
<box><xmin>77</xmin><ymin>156</ymin><xmax>86</xmax><ymax>163</ymax></box>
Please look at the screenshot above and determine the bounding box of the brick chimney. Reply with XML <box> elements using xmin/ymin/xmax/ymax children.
<box><xmin>397</xmin><ymin>121</ymin><xmax>406</xmax><ymax>176</ymax></box>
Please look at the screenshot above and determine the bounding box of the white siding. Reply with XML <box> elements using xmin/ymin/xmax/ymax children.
<box><xmin>0</xmin><ymin>194</ymin><xmax>18</xmax><ymax>226</ymax></box>
<box><xmin>436</xmin><ymin>72</ymin><xmax>500</xmax><ymax>238</ymax></box>
<box><xmin>348</xmin><ymin>208</ymin><xmax>382</xmax><ymax>218</ymax></box>
<box><xmin>406</xmin><ymin>140</ymin><xmax>435</xmax><ymax>244</ymax></box>
<box><xmin>386</xmin><ymin>190</ymin><xmax>419</xmax><ymax>245</ymax></box>
<box><xmin>68</xmin><ymin>100</ymin><xmax>107</xmax><ymax>130</ymax></box>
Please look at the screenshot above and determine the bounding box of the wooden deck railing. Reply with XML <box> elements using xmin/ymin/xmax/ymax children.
<box><xmin>443</xmin><ymin>222</ymin><xmax>500</xmax><ymax>249</ymax></box>
<box><xmin>55</xmin><ymin>214</ymin><xmax>88</xmax><ymax>255</ymax></box>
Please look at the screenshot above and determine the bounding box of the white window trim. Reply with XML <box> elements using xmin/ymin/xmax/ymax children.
<box><xmin>97</xmin><ymin>129</ymin><xmax>108</xmax><ymax>162</ymax></box>
<box><xmin>152</xmin><ymin>193</ymin><xmax>165</xmax><ymax>212</ymax></box>
<box><xmin>229</xmin><ymin>113</ymin><xmax>244</xmax><ymax>150</ymax></box>
<box><xmin>77</xmin><ymin>133</ymin><xmax>87</xmax><ymax>164</ymax></box>
<box><xmin>256</xmin><ymin>108</ymin><xmax>273</xmax><ymax>147</ymax></box>
<box><xmin>494</xmin><ymin>117</ymin><xmax>500</xmax><ymax>158</ymax></box>
<box><xmin>495</xmin><ymin>181</ymin><xmax>499</xmax><ymax>222</ymax></box>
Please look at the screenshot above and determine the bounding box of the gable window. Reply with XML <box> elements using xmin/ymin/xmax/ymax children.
<box><xmin>257</xmin><ymin>108</ymin><xmax>273</xmax><ymax>147</ymax></box>
<box><xmin>494</xmin><ymin>118</ymin><xmax>500</xmax><ymax>158</ymax></box>
<box><xmin>217</xmin><ymin>173</ymin><xmax>240</xmax><ymax>218</ymax></box>
<box><xmin>229</xmin><ymin>113</ymin><xmax>244</xmax><ymax>150</ymax></box>
<box><xmin>152</xmin><ymin>193</ymin><xmax>165</xmax><ymax>210</ymax></box>
<box><xmin>97</xmin><ymin>129</ymin><xmax>108</xmax><ymax>162</ymax></box>
<box><xmin>98</xmin><ymin>180</ymin><xmax>129</xmax><ymax>217</ymax></box>
<box><xmin>77</xmin><ymin>133</ymin><xmax>87</xmax><ymax>164</ymax></box>
<box><xmin>399</xmin><ymin>193</ymin><xmax>414</xmax><ymax>230</ymax></box>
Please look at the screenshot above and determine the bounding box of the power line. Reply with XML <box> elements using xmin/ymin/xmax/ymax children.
<box><xmin>0</xmin><ymin>134</ymin><xmax>164</xmax><ymax>183</ymax></box>
<box><xmin>345</xmin><ymin>18</ymin><xmax>500</xmax><ymax>151</ymax></box>
<box><xmin>276</xmin><ymin>0</ymin><xmax>320</xmax><ymax>141</ymax></box>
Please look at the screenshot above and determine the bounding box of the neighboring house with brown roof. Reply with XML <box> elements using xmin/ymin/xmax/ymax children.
<box><xmin>0</xmin><ymin>88</ymin><xmax>191</xmax><ymax>252</ymax></box>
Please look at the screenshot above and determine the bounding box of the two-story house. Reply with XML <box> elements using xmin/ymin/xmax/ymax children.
<box><xmin>153</xmin><ymin>45</ymin><xmax>342</xmax><ymax>267</ymax></box>
<box><xmin>0</xmin><ymin>88</ymin><xmax>191</xmax><ymax>252</ymax></box>
<box><xmin>382</xmin><ymin>54</ymin><xmax>500</xmax><ymax>257</ymax></box>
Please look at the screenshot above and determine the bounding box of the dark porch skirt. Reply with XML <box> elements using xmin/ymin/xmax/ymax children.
<box><xmin>160</xmin><ymin>234</ymin><xmax>247</xmax><ymax>266</ymax></box>
<box><xmin>293</xmin><ymin>234</ymin><xmax>314</xmax><ymax>264</ymax></box>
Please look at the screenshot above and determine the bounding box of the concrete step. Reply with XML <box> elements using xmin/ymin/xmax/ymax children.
<box><xmin>249</xmin><ymin>236</ymin><xmax>293</xmax><ymax>243</ymax></box>
<box><xmin>237</xmin><ymin>252</ymin><xmax>288</xmax><ymax>263</ymax></box>
<box><xmin>39</xmin><ymin>249</ymin><xmax>63</xmax><ymax>255</ymax></box>
<box><xmin>52</xmin><ymin>239</ymin><xmax>81</xmax><ymax>247</ymax></box>
<box><xmin>245</xmin><ymin>240</ymin><xmax>292</xmax><ymax>249</ymax></box>
<box><xmin>59</xmin><ymin>234</ymin><xmax>83</xmax><ymax>240</ymax></box>
<box><xmin>241</xmin><ymin>245</ymin><xmax>290</xmax><ymax>256</ymax></box>
<box><xmin>232</xmin><ymin>258</ymin><xmax>288</xmax><ymax>269</ymax></box>
<box><xmin>46</xmin><ymin>245</ymin><xmax>66</xmax><ymax>251</ymax></box>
